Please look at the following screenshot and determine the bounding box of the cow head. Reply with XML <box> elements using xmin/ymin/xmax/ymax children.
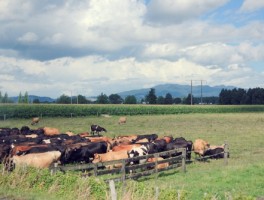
<box><xmin>127</xmin><ymin>149</ymin><xmax>139</xmax><ymax>165</ymax></box>
<box><xmin>92</xmin><ymin>154</ymin><xmax>101</xmax><ymax>163</ymax></box>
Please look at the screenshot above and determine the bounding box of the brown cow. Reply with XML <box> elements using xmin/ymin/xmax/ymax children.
<box><xmin>78</xmin><ymin>132</ymin><xmax>90</xmax><ymax>137</ymax></box>
<box><xmin>43</xmin><ymin>127</ymin><xmax>60</xmax><ymax>136</ymax></box>
<box><xmin>112</xmin><ymin>144</ymin><xmax>141</xmax><ymax>152</ymax></box>
<box><xmin>193</xmin><ymin>139</ymin><xmax>210</xmax><ymax>157</ymax></box>
<box><xmin>65</xmin><ymin>131</ymin><xmax>75</xmax><ymax>136</ymax></box>
<box><xmin>11</xmin><ymin>144</ymin><xmax>48</xmax><ymax>156</ymax></box>
<box><xmin>92</xmin><ymin>150</ymin><xmax>128</xmax><ymax>169</ymax></box>
<box><xmin>11</xmin><ymin>151</ymin><xmax>61</xmax><ymax>169</ymax></box>
<box><xmin>147</xmin><ymin>157</ymin><xmax>169</xmax><ymax>169</ymax></box>
<box><xmin>118</xmin><ymin>117</ymin><xmax>127</xmax><ymax>124</ymax></box>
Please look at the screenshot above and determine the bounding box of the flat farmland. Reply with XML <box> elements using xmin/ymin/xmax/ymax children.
<box><xmin>0</xmin><ymin>113</ymin><xmax>264</xmax><ymax>200</ymax></box>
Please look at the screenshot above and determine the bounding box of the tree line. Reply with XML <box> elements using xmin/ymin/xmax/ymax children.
<box><xmin>219</xmin><ymin>87</ymin><xmax>264</xmax><ymax>105</ymax></box>
<box><xmin>1</xmin><ymin>87</ymin><xmax>264</xmax><ymax>105</ymax></box>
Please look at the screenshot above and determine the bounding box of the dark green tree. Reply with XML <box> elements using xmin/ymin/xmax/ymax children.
<box><xmin>251</xmin><ymin>88</ymin><xmax>264</xmax><ymax>104</ymax></box>
<box><xmin>109</xmin><ymin>94</ymin><xmax>123</xmax><ymax>104</ymax></box>
<box><xmin>156</xmin><ymin>96</ymin><xmax>164</xmax><ymax>104</ymax></box>
<box><xmin>124</xmin><ymin>95</ymin><xmax>137</xmax><ymax>104</ymax></box>
<box><xmin>164</xmin><ymin>93</ymin><xmax>173</xmax><ymax>104</ymax></box>
<box><xmin>56</xmin><ymin>94</ymin><xmax>71</xmax><ymax>104</ymax></box>
<box><xmin>2</xmin><ymin>92</ymin><xmax>12</xmax><ymax>103</ymax></box>
<box><xmin>96</xmin><ymin>93</ymin><xmax>109</xmax><ymax>104</ymax></box>
<box><xmin>183</xmin><ymin>93</ymin><xmax>193</xmax><ymax>104</ymax></box>
<box><xmin>145</xmin><ymin>88</ymin><xmax>157</xmax><ymax>104</ymax></box>
<box><xmin>77</xmin><ymin>95</ymin><xmax>88</xmax><ymax>104</ymax></box>
<box><xmin>219</xmin><ymin>89</ymin><xmax>232</xmax><ymax>104</ymax></box>
<box><xmin>174</xmin><ymin>97</ymin><xmax>182</xmax><ymax>104</ymax></box>
<box><xmin>24</xmin><ymin>91</ymin><xmax>29</xmax><ymax>103</ymax></box>
<box><xmin>33</xmin><ymin>99</ymin><xmax>40</xmax><ymax>104</ymax></box>
<box><xmin>18</xmin><ymin>92</ymin><xmax>23</xmax><ymax>103</ymax></box>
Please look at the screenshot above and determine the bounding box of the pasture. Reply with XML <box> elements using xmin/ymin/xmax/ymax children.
<box><xmin>0</xmin><ymin>112</ymin><xmax>264</xmax><ymax>200</ymax></box>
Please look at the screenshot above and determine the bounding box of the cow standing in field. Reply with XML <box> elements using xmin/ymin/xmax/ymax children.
<box><xmin>193</xmin><ymin>139</ymin><xmax>210</xmax><ymax>158</ymax></box>
<box><xmin>31</xmin><ymin>117</ymin><xmax>40</xmax><ymax>125</ymax></box>
<box><xmin>118</xmin><ymin>117</ymin><xmax>127</xmax><ymax>125</ymax></box>
<box><xmin>90</xmin><ymin>125</ymin><xmax>107</xmax><ymax>136</ymax></box>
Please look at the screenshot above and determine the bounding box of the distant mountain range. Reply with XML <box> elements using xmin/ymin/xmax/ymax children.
<box><xmin>10</xmin><ymin>95</ymin><xmax>55</xmax><ymax>103</ymax></box>
<box><xmin>10</xmin><ymin>84</ymin><xmax>236</xmax><ymax>103</ymax></box>
<box><xmin>117</xmin><ymin>83</ymin><xmax>235</xmax><ymax>100</ymax></box>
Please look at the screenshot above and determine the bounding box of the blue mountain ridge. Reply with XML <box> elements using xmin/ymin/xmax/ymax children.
<box><xmin>9</xmin><ymin>83</ymin><xmax>236</xmax><ymax>102</ymax></box>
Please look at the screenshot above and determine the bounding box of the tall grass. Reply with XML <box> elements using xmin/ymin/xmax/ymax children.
<box><xmin>0</xmin><ymin>113</ymin><xmax>264</xmax><ymax>199</ymax></box>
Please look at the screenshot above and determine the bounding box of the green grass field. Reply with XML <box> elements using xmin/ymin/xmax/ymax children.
<box><xmin>0</xmin><ymin>113</ymin><xmax>264</xmax><ymax>200</ymax></box>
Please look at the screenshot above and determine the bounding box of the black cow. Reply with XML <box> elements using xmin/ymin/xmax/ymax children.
<box><xmin>203</xmin><ymin>147</ymin><xmax>229</xmax><ymax>160</ymax></box>
<box><xmin>152</xmin><ymin>139</ymin><xmax>167</xmax><ymax>152</ymax></box>
<box><xmin>90</xmin><ymin>125</ymin><xmax>107</xmax><ymax>136</ymax></box>
<box><xmin>60</xmin><ymin>141</ymin><xmax>108</xmax><ymax>164</ymax></box>
<box><xmin>0</xmin><ymin>144</ymin><xmax>11</xmax><ymax>163</ymax></box>
<box><xmin>132</xmin><ymin>134</ymin><xmax>158</xmax><ymax>143</ymax></box>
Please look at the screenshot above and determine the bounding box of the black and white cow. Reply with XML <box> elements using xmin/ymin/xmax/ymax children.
<box><xmin>127</xmin><ymin>144</ymin><xmax>150</xmax><ymax>165</ymax></box>
<box><xmin>90</xmin><ymin>125</ymin><xmax>107</xmax><ymax>136</ymax></box>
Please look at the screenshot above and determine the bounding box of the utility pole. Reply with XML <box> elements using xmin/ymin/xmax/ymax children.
<box><xmin>191</xmin><ymin>80</ymin><xmax>193</xmax><ymax>105</ymax></box>
<box><xmin>71</xmin><ymin>91</ymin><xmax>72</xmax><ymax>104</ymax></box>
<box><xmin>200</xmin><ymin>80</ymin><xmax>206</xmax><ymax>104</ymax></box>
<box><xmin>189</xmin><ymin>79</ymin><xmax>206</xmax><ymax>105</ymax></box>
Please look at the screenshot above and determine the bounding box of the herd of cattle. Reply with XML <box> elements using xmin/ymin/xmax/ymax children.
<box><xmin>0</xmin><ymin>122</ymin><xmax>228</xmax><ymax>172</ymax></box>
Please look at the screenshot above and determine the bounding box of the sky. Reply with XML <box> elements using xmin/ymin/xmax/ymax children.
<box><xmin>0</xmin><ymin>0</ymin><xmax>264</xmax><ymax>98</ymax></box>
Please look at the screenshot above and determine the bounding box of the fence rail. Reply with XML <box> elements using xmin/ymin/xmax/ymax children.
<box><xmin>50</xmin><ymin>145</ymin><xmax>229</xmax><ymax>182</ymax></box>
<box><xmin>50</xmin><ymin>148</ymin><xmax>187</xmax><ymax>180</ymax></box>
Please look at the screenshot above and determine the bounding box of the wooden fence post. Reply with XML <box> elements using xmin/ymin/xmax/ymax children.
<box><xmin>182</xmin><ymin>148</ymin><xmax>186</xmax><ymax>173</ymax></box>
<box><xmin>94</xmin><ymin>163</ymin><xmax>98</xmax><ymax>176</ymax></box>
<box><xmin>121</xmin><ymin>159</ymin><xmax>126</xmax><ymax>182</ymax></box>
<box><xmin>121</xmin><ymin>159</ymin><xmax>126</xmax><ymax>198</ymax></box>
<box><xmin>224</xmin><ymin>141</ymin><xmax>228</xmax><ymax>166</ymax></box>
<box><xmin>109</xmin><ymin>180</ymin><xmax>117</xmax><ymax>200</ymax></box>
<box><xmin>50</xmin><ymin>162</ymin><xmax>58</xmax><ymax>175</ymax></box>
<box><xmin>155</xmin><ymin>186</ymin><xmax>159</xmax><ymax>200</ymax></box>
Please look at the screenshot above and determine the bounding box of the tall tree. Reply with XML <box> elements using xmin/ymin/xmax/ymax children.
<box><xmin>174</xmin><ymin>97</ymin><xmax>182</xmax><ymax>104</ymax></box>
<box><xmin>157</xmin><ymin>96</ymin><xmax>165</xmax><ymax>104</ymax></box>
<box><xmin>77</xmin><ymin>95</ymin><xmax>88</xmax><ymax>104</ymax></box>
<box><xmin>219</xmin><ymin>89</ymin><xmax>232</xmax><ymax>105</ymax></box>
<box><xmin>124</xmin><ymin>95</ymin><xmax>137</xmax><ymax>104</ymax></box>
<box><xmin>183</xmin><ymin>93</ymin><xmax>193</xmax><ymax>105</ymax></box>
<box><xmin>0</xmin><ymin>91</ymin><xmax>2</xmax><ymax>103</ymax></box>
<box><xmin>56</xmin><ymin>94</ymin><xmax>71</xmax><ymax>104</ymax></box>
<box><xmin>18</xmin><ymin>92</ymin><xmax>23</xmax><ymax>103</ymax></box>
<box><xmin>24</xmin><ymin>91</ymin><xmax>29</xmax><ymax>103</ymax></box>
<box><xmin>164</xmin><ymin>93</ymin><xmax>173</xmax><ymax>104</ymax></box>
<box><xmin>145</xmin><ymin>88</ymin><xmax>157</xmax><ymax>104</ymax></box>
<box><xmin>96</xmin><ymin>93</ymin><xmax>109</xmax><ymax>104</ymax></box>
<box><xmin>109</xmin><ymin>94</ymin><xmax>123</xmax><ymax>104</ymax></box>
